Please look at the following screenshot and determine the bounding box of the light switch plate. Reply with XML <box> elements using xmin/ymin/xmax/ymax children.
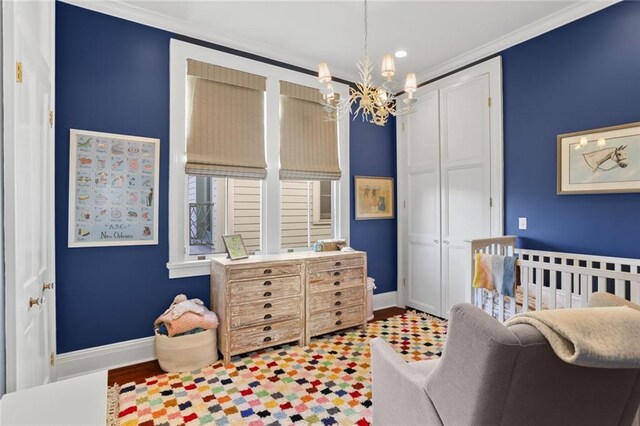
<box><xmin>518</xmin><ymin>217</ymin><xmax>527</xmax><ymax>230</ymax></box>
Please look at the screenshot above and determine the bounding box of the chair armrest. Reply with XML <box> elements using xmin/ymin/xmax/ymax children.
<box><xmin>370</xmin><ymin>338</ymin><xmax>443</xmax><ymax>426</ymax></box>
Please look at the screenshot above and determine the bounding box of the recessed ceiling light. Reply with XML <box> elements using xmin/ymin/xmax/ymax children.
<box><xmin>395</xmin><ymin>50</ymin><xmax>407</xmax><ymax>58</ymax></box>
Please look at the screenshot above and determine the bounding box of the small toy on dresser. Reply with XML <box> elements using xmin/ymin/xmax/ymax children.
<box><xmin>154</xmin><ymin>294</ymin><xmax>219</xmax><ymax>372</ymax></box>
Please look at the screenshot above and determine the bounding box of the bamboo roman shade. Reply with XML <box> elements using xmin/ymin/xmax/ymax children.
<box><xmin>186</xmin><ymin>59</ymin><xmax>267</xmax><ymax>179</ymax></box>
<box><xmin>279</xmin><ymin>81</ymin><xmax>341</xmax><ymax>181</ymax></box>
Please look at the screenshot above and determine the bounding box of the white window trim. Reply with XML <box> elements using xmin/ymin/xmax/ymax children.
<box><xmin>167</xmin><ymin>39</ymin><xmax>350</xmax><ymax>279</ymax></box>
<box><xmin>312</xmin><ymin>181</ymin><xmax>331</xmax><ymax>225</ymax></box>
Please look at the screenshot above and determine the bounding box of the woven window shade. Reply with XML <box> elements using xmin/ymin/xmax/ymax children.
<box><xmin>279</xmin><ymin>81</ymin><xmax>341</xmax><ymax>181</ymax></box>
<box><xmin>186</xmin><ymin>59</ymin><xmax>267</xmax><ymax>179</ymax></box>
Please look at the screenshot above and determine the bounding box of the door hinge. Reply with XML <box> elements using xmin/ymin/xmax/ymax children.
<box><xmin>50</xmin><ymin>352</ymin><xmax>55</xmax><ymax>367</ymax></box>
<box><xmin>403</xmin><ymin>200</ymin><xmax>406</xmax><ymax>209</ymax></box>
<box><xmin>402</xmin><ymin>122</ymin><xmax>405</xmax><ymax>132</ymax></box>
<box><xmin>16</xmin><ymin>62</ymin><xmax>23</xmax><ymax>83</ymax></box>
<box><xmin>489</xmin><ymin>197</ymin><xmax>493</xmax><ymax>207</ymax></box>
<box><xmin>403</xmin><ymin>277</ymin><xmax>407</xmax><ymax>287</ymax></box>
<box><xmin>49</xmin><ymin>111</ymin><xmax>54</xmax><ymax>128</ymax></box>
<box><xmin>488</xmin><ymin>97</ymin><xmax>492</xmax><ymax>108</ymax></box>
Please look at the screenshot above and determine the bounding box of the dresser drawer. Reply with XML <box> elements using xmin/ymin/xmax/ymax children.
<box><xmin>309</xmin><ymin>267</ymin><xmax>364</xmax><ymax>284</ymax></box>
<box><xmin>229</xmin><ymin>263</ymin><xmax>302</xmax><ymax>281</ymax></box>
<box><xmin>309</xmin><ymin>268</ymin><xmax>364</xmax><ymax>294</ymax></box>
<box><xmin>230</xmin><ymin>296</ymin><xmax>300</xmax><ymax>329</ymax></box>
<box><xmin>230</xmin><ymin>318</ymin><xmax>301</xmax><ymax>353</ymax></box>
<box><xmin>309</xmin><ymin>286</ymin><xmax>364</xmax><ymax>313</ymax></box>
<box><xmin>307</xmin><ymin>256</ymin><xmax>364</xmax><ymax>273</ymax></box>
<box><xmin>230</xmin><ymin>276</ymin><xmax>301</xmax><ymax>302</ymax></box>
<box><xmin>310</xmin><ymin>305</ymin><xmax>363</xmax><ymax>336</ymax></box>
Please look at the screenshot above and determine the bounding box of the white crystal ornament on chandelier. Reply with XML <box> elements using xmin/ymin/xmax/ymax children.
<box><xmin>318</xmin><ymin>0</ymin><xmax>417</xmax><ymax>126</ymax></box>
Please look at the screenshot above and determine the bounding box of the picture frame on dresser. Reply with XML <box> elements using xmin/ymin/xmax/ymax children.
<box><xmin>222</xmin><ymin>234</ymin><xmax>249</xmax><ymax>260</ymax></box>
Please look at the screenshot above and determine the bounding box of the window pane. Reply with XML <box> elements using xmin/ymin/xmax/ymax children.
<box><xmin>280</xmin><ymin>180</ymin><xmax>333</xmax><ymax>249</ymax></box>
<box><xmin>187</xmin><ymin>176</ymin><xmax>261</xmax><ymax>256</ymax></box>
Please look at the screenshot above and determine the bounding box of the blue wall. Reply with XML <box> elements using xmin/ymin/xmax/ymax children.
<box><xmin>55</xmin><ymin>3</ymin><xmax>398</xmax><ymax>353</ymax></box>
<box><xmin>503</xmin><ymin>1</ymin><xmax>640</xmax><ymax>259</ymax></box>
<box><xmin>350</xmin><ymin>117</ymin><xmax>398</xmax><ymax>295</ymax></box>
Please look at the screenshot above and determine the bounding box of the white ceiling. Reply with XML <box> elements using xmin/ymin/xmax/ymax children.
<box><xmin>88</xmin><ymin>0</ymin><xmax>615</xmax><ymax>82</ymax></box>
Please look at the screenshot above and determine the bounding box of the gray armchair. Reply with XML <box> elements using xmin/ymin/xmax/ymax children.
<box><xmin>371</xmin><ymin>303</ymin><xmax>640</xmax><ymax>426</ymax></box>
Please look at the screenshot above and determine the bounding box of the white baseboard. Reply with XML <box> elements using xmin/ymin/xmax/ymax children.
<box><xmin>57</xmin><ymin>293</ymin><xmax>400</xmax><ymax>380</ymax></box>
<box><xmin>56</xmin><ymin>336</ymin><xmax>155</xmax><ymax>381</ymax></box>
<box><xmin>373</xmin><ymin>291</ymin><xmax>400</xmax><ymax>310</ymax></box>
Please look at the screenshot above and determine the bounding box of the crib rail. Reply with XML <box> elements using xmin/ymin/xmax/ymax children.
<box><xmin>467</xmin><ymin>237</ymin><xmax>640</xmax><ymax>321</ymax></box>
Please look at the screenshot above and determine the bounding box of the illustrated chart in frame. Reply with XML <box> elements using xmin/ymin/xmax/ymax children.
<box><xmin>68</xmin><ymin>129</ymin><xmax>160</xmax><ymax>247</ymax></box>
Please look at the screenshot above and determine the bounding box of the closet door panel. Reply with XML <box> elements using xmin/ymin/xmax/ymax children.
<box><xmin>440</xmin><ymin>74</ymin><xmax>492</xmax><ymax>317</ymax></box>
<box><xmin>406</xmin><ymin>91</ymin><xmax>441</xmax><ymax>316</ymax></box>
<box><xmin>408</xmin><ymin>240</ymin><xmax>441</xmax><ymax>315</ymax></box>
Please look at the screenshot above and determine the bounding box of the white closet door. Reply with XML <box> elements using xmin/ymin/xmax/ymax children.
<box><xmin>406</xmin><ymin>91</ymin><xmax>442</xmax><ymax>316</ymax></box>
<box><xmin>440</xmin><ymin>74</ymin><xmax>492</xmax><ymax>318</ymax></box>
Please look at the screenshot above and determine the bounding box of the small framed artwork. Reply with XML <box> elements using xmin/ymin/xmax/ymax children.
<box><xmin>557</xmin><ymin>121</ymin><xmax>640</xmax><ymax>194</ymax></box>
<box><xmin>68</xmin><ymin>129</ymin><xmax>160</xmax><ymax>247</ymax></box>
<box><xmin>222</xmin><ymin>234</ymin><xmax>249</xmax><ymax>260</ymax></box>
<box><xmin>355</xmin><ymin>176</ymin><xmax>394</xmax><ymax>220</ymax></box>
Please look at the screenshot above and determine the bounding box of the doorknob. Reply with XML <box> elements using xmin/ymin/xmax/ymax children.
<box><xmin>43</xmin><ymin>282</ymin><xmax>54</xmax><ymax>291</ymax></box>
<box><xmin>434</xmin><ymin>239</ymin><xmax>439</xmax><ymax>244</ymax></box>
<box><xmin>29</xmin><ymin>296</ymin><xmax>43</xmax><ymax>309</ymax></box>
<box><xmin>443</xmin><ymin>240</ymin><xmax>449</xmax><ymax>244</ymax></box>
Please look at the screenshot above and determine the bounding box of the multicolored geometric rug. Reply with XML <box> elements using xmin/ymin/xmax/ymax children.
<box><xmin>115</xmin><ymin>312</ymin><xmax>447</xmax><ymax>425</ymax></box>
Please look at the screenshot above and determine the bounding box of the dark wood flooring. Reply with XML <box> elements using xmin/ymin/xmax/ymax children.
<box><xmin>107</xmin><ymin>306</ymin><xmax>406</xmax><ymax>387</ymax></box>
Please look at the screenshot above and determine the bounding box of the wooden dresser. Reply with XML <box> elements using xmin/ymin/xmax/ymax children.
<box><xmin>211</xmin><ymin>251</ymin><xmax>367</xmax><ymax>363</ymax></box>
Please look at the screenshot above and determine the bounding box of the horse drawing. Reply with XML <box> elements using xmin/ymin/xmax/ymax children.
<box><xmin>582</xmin><ymin>145</ymin><xmax>628</xmax><ymax>172</ymax></box>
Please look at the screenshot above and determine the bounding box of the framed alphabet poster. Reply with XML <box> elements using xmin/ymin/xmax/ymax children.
<box><xmin>68</xmin><ymin>129</ymin><xmax>160</xmax><ymax>247</ymax></box>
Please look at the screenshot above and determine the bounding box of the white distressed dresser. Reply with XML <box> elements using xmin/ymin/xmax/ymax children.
<box><xmin>211</xmin><ymin>250</ymin><xmax>367</xmax><ymax>363</ymax></box>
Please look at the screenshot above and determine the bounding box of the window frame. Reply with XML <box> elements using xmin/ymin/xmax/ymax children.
<box><xmin>167</xmin><ymin>39</ymin><xmax>350</xmax><ymax>279</ymax></box>
<box><xmin>312</xmin><ymin>181</ymin><xmax>332</xmax><ymax>225</ymax></box>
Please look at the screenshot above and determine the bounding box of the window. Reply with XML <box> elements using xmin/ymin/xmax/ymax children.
<box><xmin>168</xmin><ymin>40</ymin><xmax>350</xmax><ymax>278</ymax></box>
<box><xmin>280</xmin><ymin>181</ymin><xmax>333</xmax><ymax>250</ymax></box>
<box><xmin>187</xmin><ymin>176</ymin><xmax>261</xmax><ymax>256</ymax></box>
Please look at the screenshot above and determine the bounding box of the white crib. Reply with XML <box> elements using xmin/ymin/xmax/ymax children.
<box><xmin>467</xmin><ymin>236</ymin><xmax>640</xmax><ymax>322</ymax></box>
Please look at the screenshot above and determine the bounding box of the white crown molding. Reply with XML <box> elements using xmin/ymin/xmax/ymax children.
<box><xmin>56</xmin><ymin>336</ymin><xmax>155</xmax><ymax>381</ymax></box>
<box><xmin>416</xmin><ymin>0</ymin><xmax>619</xmax><ymax>84</ymax></box>
<box><xmin>59</xmin><ymin>0</ymin><xmax>356</xmax><ymax>82</ymax></box>
<box><xmin>373</xmin><ymin>291</ymin><xmax>399</xmax><ymax>310</ymax></box>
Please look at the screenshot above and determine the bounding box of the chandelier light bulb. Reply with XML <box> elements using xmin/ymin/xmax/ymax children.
<box><xmin>395</xmin><ymin>50</ymin><xmax>407</xmax><ymax>58</ymax></box>
<box><xmin>381</xmin><ymin>54</ymin><xmax>396</xmax><ymax>81</ymax></box>
<box><xmin>318</xmin><ymin>63</ymin><xmax>332</xmax><ymax>85</ymax></box>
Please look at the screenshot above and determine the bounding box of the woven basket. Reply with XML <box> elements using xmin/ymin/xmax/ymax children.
<box><xmin>155</xmin><ymin>329</ymin><xmax>218</xmax><ymax>373</ymax></box>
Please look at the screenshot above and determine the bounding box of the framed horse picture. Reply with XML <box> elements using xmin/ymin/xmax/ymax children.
<box><xmin>557</xmin><ymin>122</ymin><xmax>640</xmax><ymax>194</ymax></box>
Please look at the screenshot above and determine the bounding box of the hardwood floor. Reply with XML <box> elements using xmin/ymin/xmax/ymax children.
<box><xmin>107</xmin><ymin>306</ymin><xmax>406</xmax><ymax>387</ymax></box>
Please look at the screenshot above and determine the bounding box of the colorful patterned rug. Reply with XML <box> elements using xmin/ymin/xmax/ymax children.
<box><xmin>115</xmin><ymin>312</ymin><xmax>447</xmax><ymax>425</ymax></box>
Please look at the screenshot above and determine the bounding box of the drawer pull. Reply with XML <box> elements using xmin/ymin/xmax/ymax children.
<box><xmin>264</xmin><ymin>303</ymin><xmax>272</xmax><ymax>309</ymax></box>
<box><xmin>263</xmin><ymin>281</ymin><xmax>272</xmax><ymax>286</ymax></box>
<box><xmin>335</xmin><ymin>261</ymin><xmax>342</xmax><ymax>266</ymax></box>
<box><xmin>333</xmin><ymin>281</ymin><xmax>340</xmax><ymax>286</ymax></box>
<box><xmin>335</xmin><ymin>311</ymin><xmax>342</xmax><ymax>316</ymax></box>
<box><xmin>335</xmin><ymin>291</ymin><xmax>342</xmax><ymax>296</ymax></box>
<box><xmin>264</xmin><ymin>314</ymin><xmax>272</xmax><ymax>320</ymax></box>
<box><xmin>264</xmin><ymin>268</ymin><xmax>272</xmax><ymax>274</ymax></box>
<box><xmin>263</xmin><ymin>336</ymin><xmax>272</xmax><ymax>342</ymax></box>
<box><xmin>333</xmin><ymin>271</ymin><xmax>341</xmax><ymax>276</ymax></box>
<box><xmin>335</xmin><ymin>320</ymin><xmax>342</xmax><ymax>326</ymax></box>
<box><xmin>263</xmin><ymin>291</ymin><xmax>272</xmax><ymax>297</ymax></box>
<box><xmin>263</xmin><ymin>325</ymin><xmax>272</xmax><ymax>331</ymax></box>
<box><xmin>334</xmin><ymin>301</ymin><xmax>342</xmax><ymax>306</ymax></box>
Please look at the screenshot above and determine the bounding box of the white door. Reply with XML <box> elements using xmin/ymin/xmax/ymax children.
<box><xmin>3</xmin><ymin>0</ymin><xmax>56</xmax><ymax>391</ymax></box>
<box><xmin>440</xmin><ymin>74</ymin><xmax>492</xmax><ymax>317</ymax></box>
<box><xmin>405</xmin><ymin>91</ymin><xmax>442</xmax><ymax>316</ymax></box>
